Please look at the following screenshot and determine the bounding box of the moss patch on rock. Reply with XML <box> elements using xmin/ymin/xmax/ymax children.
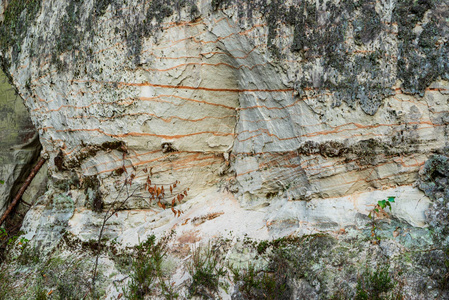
<box><xmin>0</xmin><ymin>0</ymin><xmax>42</xmax><ymax>64</ymax></box>
<box><xmin>394</xmin><ymin>0</ymin><xmax>449</xmax><ymax>95</ymax></box>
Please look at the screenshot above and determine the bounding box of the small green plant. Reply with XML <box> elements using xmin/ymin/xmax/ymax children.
<box><xmin>18</xmin><ymin>236</ymin><xmax>29</xmax><ymax>248</ymax></box>
<box><xmin>230</xmin><ymin>262</ymin><xmax>289</xmax><ymax>300</ymax></box>
<box><xmin>6</xmin><ymin>231</ymin><xmax>25</xmax><ymax>246</ymax></box>
<box><xmin>124</xmin><ymin>232</ymin><xmax>177</xmax><ymax>300</ymax></box>
<box><xmin>377</xmin><ymin>197</ymin><xmax>396</xmax><ymax>211</ymax></box>
<box><xmin>187</xmin><ymin>242</ymin><xmax>227</xmax><ymax>298</ymax></box>
<box><xmin>256</xmin><ymin>240</ymin><xmax>270</xmax><ymax>255</ymax></box>
<box><xmin>355</xmin><ymin>264</ymin><xmax>396</xmax><ymax>300</ymax></box>
<box><xmin>368</xmin><ymin>197</ymin><xmax>395</xmax><ymax>243</ymax></box>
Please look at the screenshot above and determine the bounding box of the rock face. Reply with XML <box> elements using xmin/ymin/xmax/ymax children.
<box><xmin>0</xmin><ymin>0</ymin><xmax>449</xmax><ymax>298</ymax></box>
<box><xmin>0</xmin><ymin>69</ymin><xmax>41</xmax><ymax>216</ymax></box>
<box><xmin>1</xmin><ymin>0</ymin><xmax>448</xmax><ymax>234</ymax></box>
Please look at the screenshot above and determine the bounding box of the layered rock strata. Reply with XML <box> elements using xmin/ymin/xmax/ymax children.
<box><xmin>0</xmin><ymin>0</ymin><xmax>449</xmax><ymax>298</ymax></box>
<box><xmin>0</xmin><ymin>0</ymin><xmax>448</xmax><ymax>241</ymax></box>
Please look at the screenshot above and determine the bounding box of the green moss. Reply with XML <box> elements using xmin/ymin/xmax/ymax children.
<box><xmin>0</xmin><ymin>0</ymin><xmax>42</xmax><ymax>63</ymax></box>
<box><xmin>217</xmin><ymin>0</ymin><xmax>391</xmax><ymax>114</ymax></box>
<box><xmin>211</xmin><ymin>0</ymin><xmax>232</xmax><ymax>11</ymax></box>
<box><xmin>94</xmin><ymin>0</ymin><xmax>112</xmax><ymax>17</ymax></box>
<box><xmin>126</xmin><ymin>0</ymin><xmax>199</xmax><ymax>64</ymax></box>
<box><xmin>56</xmin><ymin>0</ymin><xmax>83</xmax><ymax>57</ymax></box>
<box><xmin>393</xmin><ymin>0</ymin><xmax>448</xmax><ymax>95</ymax></box>
<box><xmin>212</xmin><ymin>0</ymin><xmax>447</xmax><ymax>114</ymax></box>
<box><xmin>353</xmin><ymin>3</ymin><xmax>381</xmax><ymax>45</ymax></box>
<box><xmin>17</xmin><ymin>242</ymin><xmax>40</xmax><ymax>266</ymax></box>
<box><xmin>0</xmin><ymin>70</ymin><xmax>36</xmax><ymax>148</ymax></box>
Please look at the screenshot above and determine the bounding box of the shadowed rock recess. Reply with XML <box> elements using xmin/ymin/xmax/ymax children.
<box><xmin>0</xmin><ymin>0</ymin><xmax>449</xmax><ymax>299</ymax></box>
<box><xmin>0</xmin><ymin>69</ymin><xmax>41</xmax><ymax>219</ymax></box>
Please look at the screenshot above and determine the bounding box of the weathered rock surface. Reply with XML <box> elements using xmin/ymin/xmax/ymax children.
<box><xmin>0</xmin><ymin>69</ymin><xmax>41</xmax><ymax>216</ymax></box>
<box><xmin>1</xmin><ymin>0</ymin><xmax>447</xmax><ymax>233</ymax></box>
<box><xmin>0</xmin><ymin>0</ymin><xmax>448</xmax><ymax>298</ymax></box>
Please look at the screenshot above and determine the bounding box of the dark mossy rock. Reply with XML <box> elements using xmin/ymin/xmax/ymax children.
<box><xmin>83</xmin><ymin>175</ymin><xmax>103</xmax><ymax>212</ymax></box>
<box><xmin>419</xmin><ymin>155</ymin><xmax>449</xmax><ymax>202</ymax></box>
<box><xmin>418</xmin><ymin>155</ymin><xmax>449</xmax><ymax>244</ymax></box>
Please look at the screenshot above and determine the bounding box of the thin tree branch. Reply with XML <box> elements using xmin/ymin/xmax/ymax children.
<box><xmin>91</xmin><ymin>178</ymin><xmax>143</xmax><ymax>296</ymax></box>
<box><xmin>0</xmin><ymin>157</ymin><xmax>46</xmax><ymax>227</ymax></box>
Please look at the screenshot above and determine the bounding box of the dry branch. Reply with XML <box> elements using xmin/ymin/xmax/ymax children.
<box><xmin>0</xmin><ymin>157</ymin><xmax>46</xmax><ymax>227</ymax></box>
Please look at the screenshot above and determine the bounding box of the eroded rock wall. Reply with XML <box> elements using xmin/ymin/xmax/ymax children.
<box><xmin>1</xmin><ymin>1</ymin><xmax>449</xmax><ymax>299</ymax></box>
<box><xmin>0</xmin><ymin>0</ymin><xmax>448</xmax><ymax>240</ymax></box>
<box><xmin>0</xmin><ymin>69</ymin><xmax>41</xmax><ymax>216</ymax></box>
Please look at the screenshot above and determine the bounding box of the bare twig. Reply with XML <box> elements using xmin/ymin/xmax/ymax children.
<box><xmin>90</xmin><ymin>166</ymin><xmax>188</xmax><ymax>297</ymax></box>
<box><xmin>91</xmin><ymin>177</ymin><xmax>140</xmax><ymax>296</ymax></box>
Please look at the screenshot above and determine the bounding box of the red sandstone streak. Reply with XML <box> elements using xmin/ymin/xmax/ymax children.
<box><xmin>123</xmin><ymin>81</ymin><xmax>293</xmax><ymax>93</ymax></box>
<box><xmin>69</xmin><ymin>112</ymin><xmax>236</xmax><ymax>123</ymax></box>
<box><xmin>139</xmin><ymin>95</ymin><xmax>236</xmax><ymax>110</ymax></box>
<box><xmin>50</xmin><ymin>127</ymin><xmax>234</xmax><ymax>139</ymax></box>
<box><xmin>143</xmin><ymin>61</ymin><xmax>269</xmax><ymax>72</ymax></box>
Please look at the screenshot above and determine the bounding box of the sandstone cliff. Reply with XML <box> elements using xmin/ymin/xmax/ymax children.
<box><xmin>0</xmin><ymin>0</ymin><xmax>448</xmax><ymax>299</ymax></box>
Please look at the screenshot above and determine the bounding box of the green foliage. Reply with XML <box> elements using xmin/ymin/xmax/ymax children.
<box><xmin>4</xmin><ymin>230</ymin><xmax>25</xmax><ymax>246</ymax></box>
<box><xmin>124</xmin><ymin>232</ymin><xmax>177</xmax><ymax>300</ymax></box>
<box><xmin>94</xmin><ymin>0</ymin><xmax>111</xmax><ymax>17</ymax></box>
<box><xmin>355</xmin><ymin>265</ymin><xmax>396</xmax><ymax>300</ymax></box>
<box><xmin>230</xmin><ymin>261</ymin><xmax>289</xmax><ymax>300</ymax></box>
<box><xmin>56</xmin><ymin>0</ymin><xmax>82</xmax><ymax>55</ymax></box>
<box><xmin>0</xmin><ymin>180</ymin><xmax>4</xmax><ymax>184</ymax></box>
<box><xmin>255</xmin><ymin>235</ymin><xmax>306</xmax><ymax>255</ymax></box>
<box><xmin>377</xmin><ymin>197</ymin><xmax>395</xmax><ymax>211</ymax></box>
<box><xmin>0</xmin><ymin>230</ymin><xmax>30</xmax><ymax>262</ymax></box>
<box><xmin>368</xmin><ymin>197</ymin><xmax>396</xmax><ymax>243</ymax></box>
<box><xmin>256</xmin><ymin>240</ymin><xmax>270</xmax><ymax>255</ymax></box>
<box><xmin>232</xmin><ymin>234</ymin><xmax>347</xmax><ymax>299</ymax></box>
<box><xmin>369</xmin><ymin>197</ymin><xmax>395</xmax><ymax>217</ymax></box>
<box><xmin>187</xmin><ymin>242</ymin><xmax>227</xmax><ymax>298</ymax></box>
<box><xmin>229</xmin><ymin>237</ymin><xmax>325</xmax><ymax>300</ymax></box>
